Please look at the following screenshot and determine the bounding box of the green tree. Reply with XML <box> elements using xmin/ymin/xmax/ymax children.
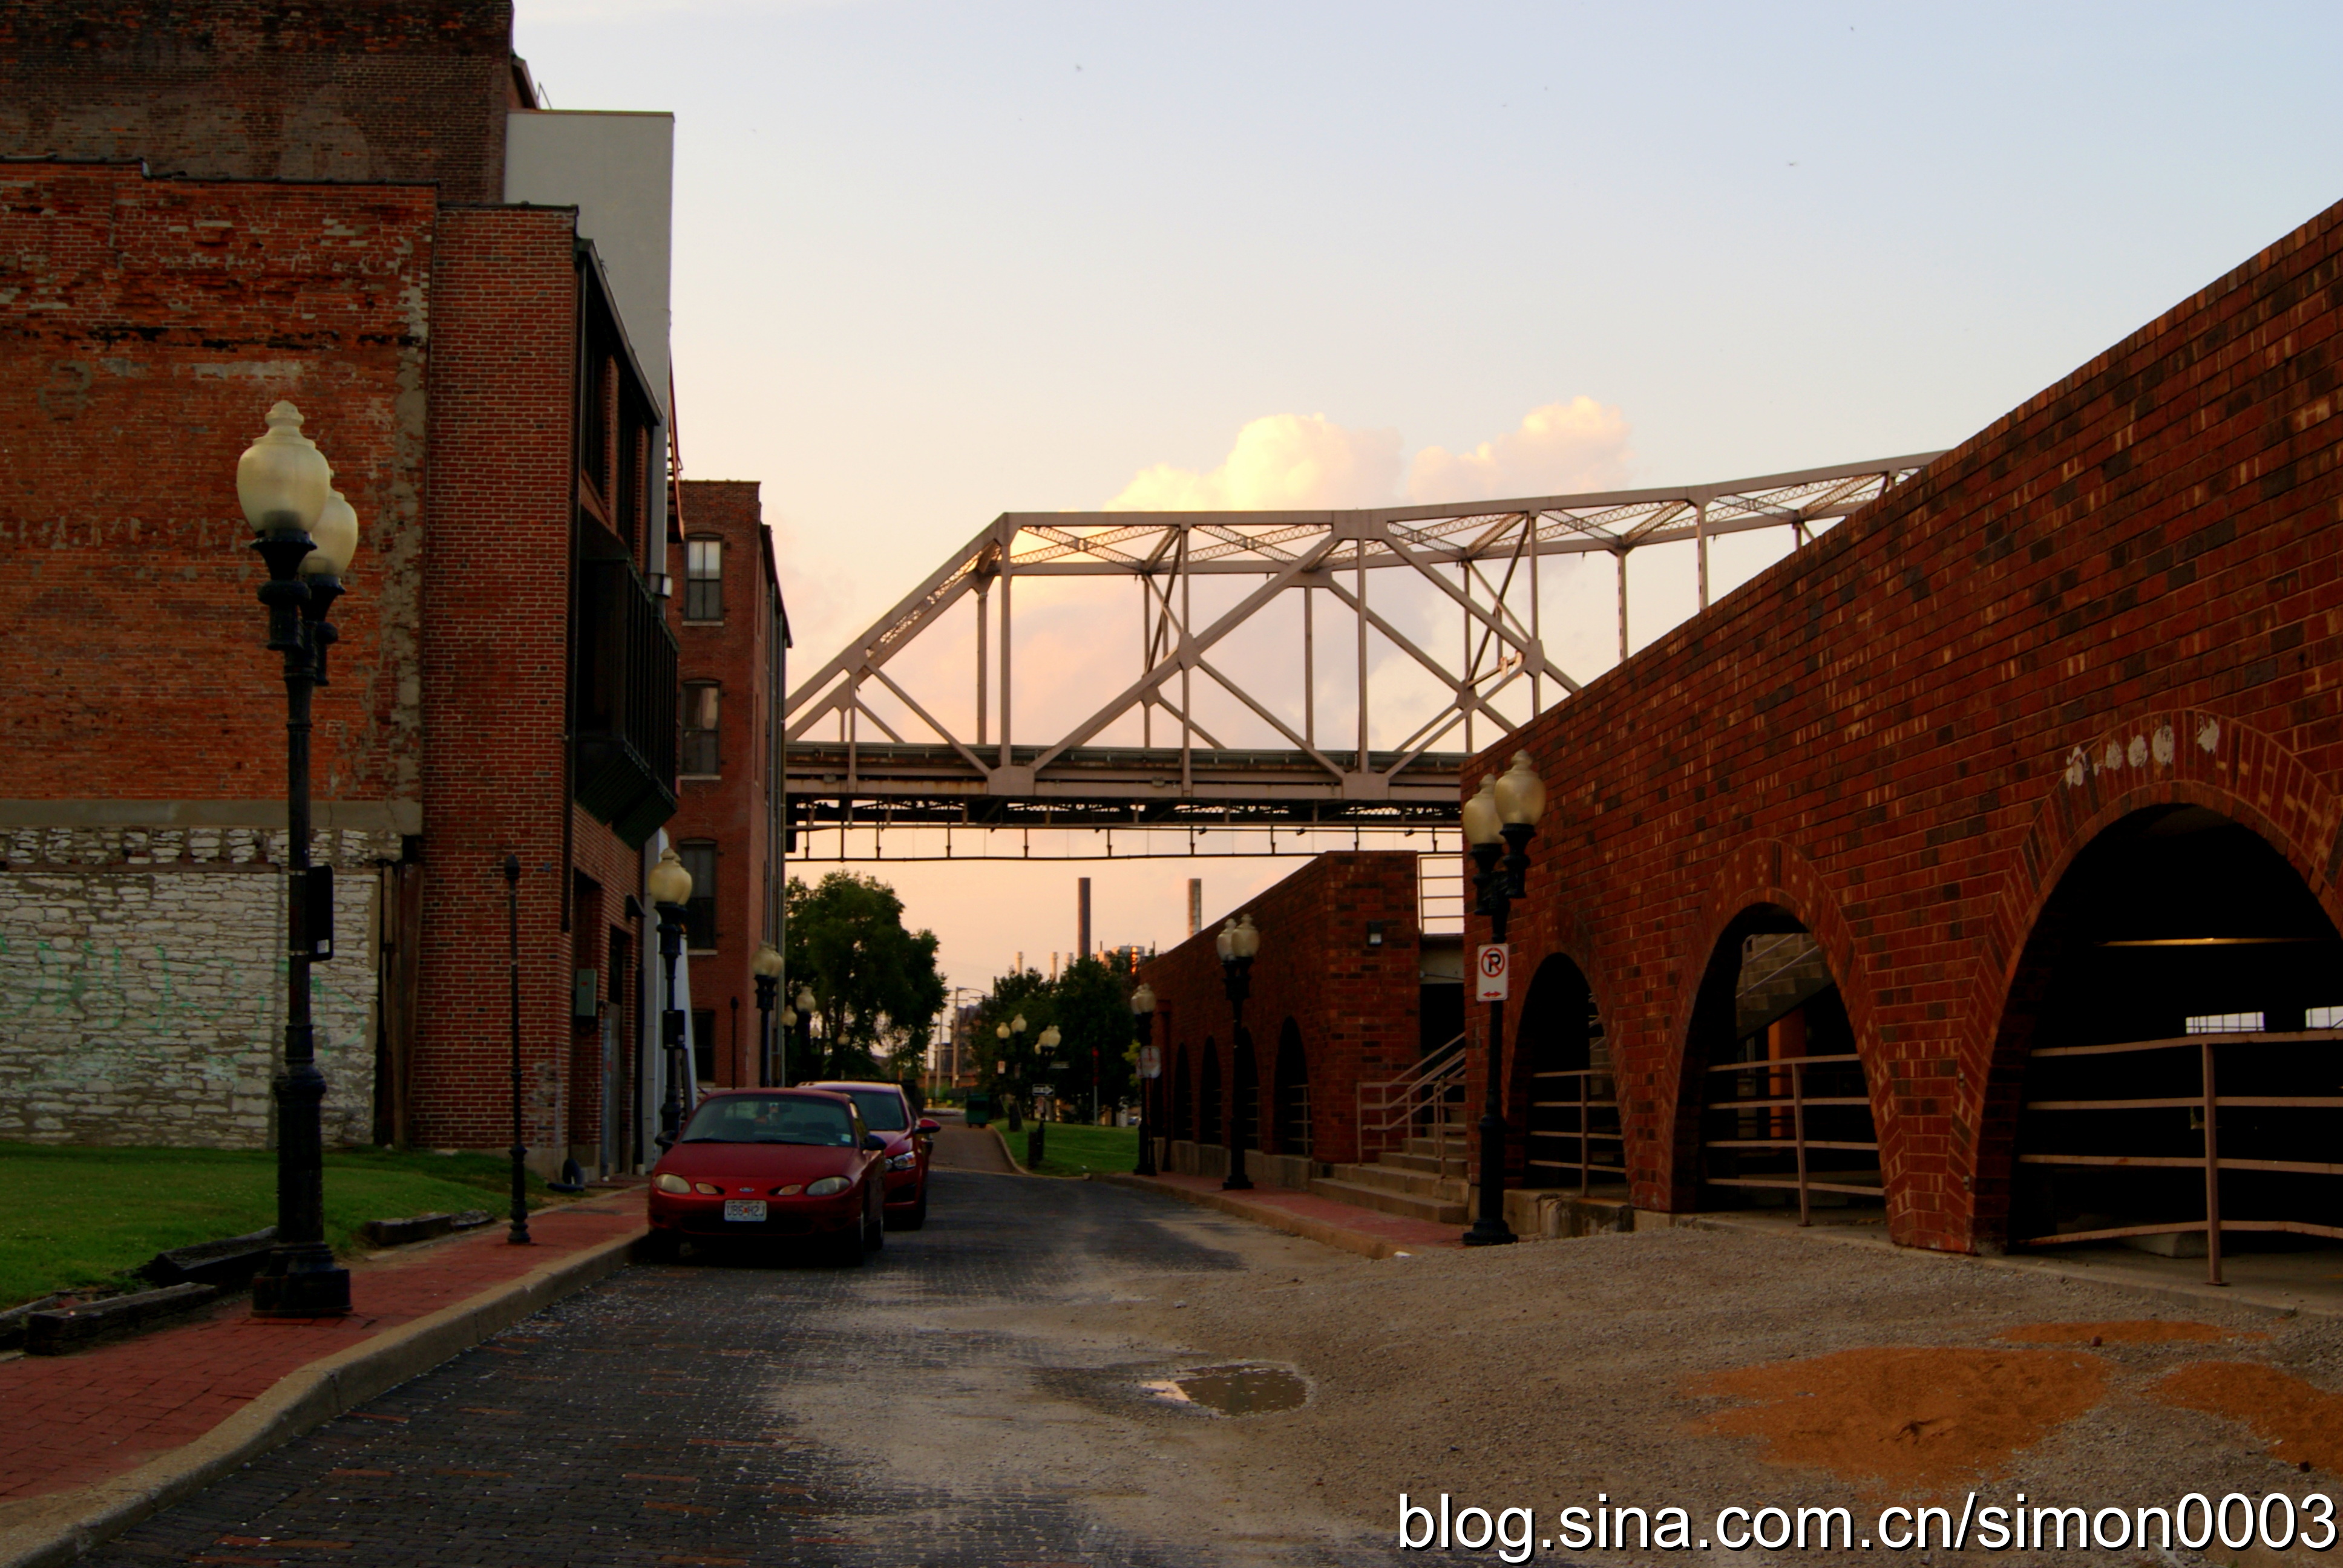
<box><xmin>968</xmin><ymin>957</ymin><xmax>1139</xmax><ymax>1123</ymax></box>
<box><xmin>784</xmin><ymin>872</ymin><xmax>945</xmax><ymax>1081</ymax></box>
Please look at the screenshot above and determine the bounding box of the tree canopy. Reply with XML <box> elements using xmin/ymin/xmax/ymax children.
<box><xmin>784</xmin><ymin>872</ymin><xmax>945</xmax><ymax>1083</ymax></box>
<box><xmin>971</xmin><ymin>954</ymin><xmax>1144</xmax><ymax>1119</ymax></box>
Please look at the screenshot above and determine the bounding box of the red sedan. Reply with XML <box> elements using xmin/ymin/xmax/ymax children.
<box><xmin>803</xmin><ymin>1080</ymin><xmax>940</xmax><ymax>1229</ymax></box>
<box><xmin>645</xmin><ymin>1089</ymin><xmax>887</xmax><ymax>1265</ymax></box>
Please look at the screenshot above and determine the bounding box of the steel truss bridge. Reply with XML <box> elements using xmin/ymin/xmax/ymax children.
<box><xmin>784</xmin><ymin>454</ymin><xmax>1940</xmax><ymax>854</ymax></box>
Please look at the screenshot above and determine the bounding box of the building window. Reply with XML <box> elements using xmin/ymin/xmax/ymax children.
<box><xmin>681</xmin><ymin>682</ymin><xmax>720</xmax><ymax>776</ymax></box>
<box><xmin>680</xmin><ymin>841</ymin><xmax>717</xmax><ymax>950</ymax></box>
<box><xmin>685</xmin><ymin>537</ymin><xmax>723</xmax><ymax>621</ymax></box>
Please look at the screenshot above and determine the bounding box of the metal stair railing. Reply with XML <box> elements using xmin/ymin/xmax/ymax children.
<box><xmin>1357</xmin><ymin>1031</ymin><xmax>1468</xmax><ymax>1169</ymax></box>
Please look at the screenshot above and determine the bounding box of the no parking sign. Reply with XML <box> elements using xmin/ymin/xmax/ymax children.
<box><xmin>1473</xmin><ymin>943</ymin><xmax>1511</xmax><ymax>1002</ymax></box>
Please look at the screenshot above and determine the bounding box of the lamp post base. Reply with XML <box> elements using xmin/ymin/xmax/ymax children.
<box><xmin>251</xmin><ymin>1253</ymin><xmax>351</xmax><ymax>1317</ymax></box>
<box><xmin>1460</xmin><ymin>1219</ymin><xmax>1517</xmax><ymax>1247</ymax></box>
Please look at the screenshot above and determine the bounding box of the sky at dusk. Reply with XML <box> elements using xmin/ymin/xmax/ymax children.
<box><xmin>512</xmin><ymin>0</ymin><xmax>2343</xmax><ymax>1002</ymax></box>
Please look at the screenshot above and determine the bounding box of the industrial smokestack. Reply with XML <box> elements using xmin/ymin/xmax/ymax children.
<box><xmin>1078</xmin><ymin>876</ymin><xmax>1092</xmax><ymax>961</ymax></box>
<box><xmin>1187</xmin><ymin>878</ymin><xmax>1202</xmax><ymax>936</ymax></box>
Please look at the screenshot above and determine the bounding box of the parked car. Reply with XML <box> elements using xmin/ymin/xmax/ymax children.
<box><xmin>803</xmin><ymin>1080</ymin><xmax>941</xmax><ymax>1229</ymax></box>
<box><xmin>645</xmin><ymin>1088</ymin><xmax>887</xmax><ymax>1265</ymax></box>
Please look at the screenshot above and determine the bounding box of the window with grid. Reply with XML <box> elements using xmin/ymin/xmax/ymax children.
<box><xmin>681</xmin><ymin>682</ymin><xmax>720</xmax><ymax>776</ymax></box>
<box><xmin>680</xmin><ymin>841</ymin><xmax>717</xmax><ymax>950</ymax></box>
<box><xmin>684</xmin><ymin>537</ymin><xmax>723</xmax><ymax>621</ymax></box>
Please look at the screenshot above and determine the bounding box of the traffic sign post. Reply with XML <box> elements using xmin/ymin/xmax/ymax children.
<box><xmin>1474</xmin><ymin>944</ymin><xmax>1511</xmax><ymax>1002</ymax></box>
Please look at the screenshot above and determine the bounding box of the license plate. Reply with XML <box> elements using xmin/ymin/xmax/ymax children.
<box><xmin>723</xmin><ymin>1200</ymin><xmax>767</xmax><ymax>1223</ymax></box>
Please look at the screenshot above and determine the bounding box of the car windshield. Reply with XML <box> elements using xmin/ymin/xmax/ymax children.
<box><xmin>843</xmin><ymin>1088</ymin><xmax>908</xmax><ymax>1131</ymax></box>
<box><xmin>680</xmin><ymin>1095</ymin><xmax>855</xmax><ymax>1146</ymax></box>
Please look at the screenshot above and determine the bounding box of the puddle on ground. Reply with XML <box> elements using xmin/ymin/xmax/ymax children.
<box><xmin>1140</xmin><ymin>1364</ymin><xmax>1309</xmax><ymax>1416</ymax></box>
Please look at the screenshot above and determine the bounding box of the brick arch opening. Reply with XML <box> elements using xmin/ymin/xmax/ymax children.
<box><xmin>1990</xmin><ymin>804</ymin><xmax>2343</xmax><ymax>1277</ymax></box>
<box><xmin>1198</xmin><ymin>1040</ymin><xmax>1221</xmax><ymax>1146</ymax></box>
<box><xmin>1170</xmin><ymin>1043</ymin><xmax>1191</xmax><ymax>1140</ymax></box>
<box><xmin>1273</xmin><ymin>1019</ymin><xmax>1310</xmax><ymax>1157</ymax></box>
<box><xmin>1679</xmin><ymin>904</ymin><xmax>1884</xmax><ymax>1223</ymax></box>
<box><xmin>1512</xmin><ymin>953</ymin><xmax>1622</xmax><ymax>1195</ymax></box>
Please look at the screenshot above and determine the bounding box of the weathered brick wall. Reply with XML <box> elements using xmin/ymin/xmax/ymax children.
<box><xmin>1471</xmin><ymin>198</ymin><xmax>2343</xmax><ymax>1253</ymax></box>
<box><xmin>411</xmin><ymin>203</ymin><xmax>580</xmax><ymax>1159</ymax></box>
<box><xmin>666</xmin><ymin>479</ymin><xmax>776</xmax><ymax>1087</ymax></box>
<box><xmin>0</xmin><ymin>162</ymin><xmax>431</xmax><ymax>811</ymax></box>
<box><xmin>1138</xmin><ymin>852</ymin><xmax>1420</xmax><ymax>1165</ymax></box>
<box><xmin>0</xmin><ymin>828</ymin><xmax>392</xmax><ymax>1147</ymax></box>
<box><xmin>0</xmin><ymin>1</ymin><xmax>513</xmax><ymax>204</ymax></box>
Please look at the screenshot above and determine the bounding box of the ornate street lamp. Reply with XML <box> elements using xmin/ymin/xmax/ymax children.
<box><xmin>239</xmin><ymin>402</ymin><xmax>356</xmax><ymax>1319</ymax></box>
<box><xmin>648</xmin><ymin>847</ymin><xmax>693</xmax><ymax>1151</ymax></box>
<box><xmin>1032</xmin><ymin>1023</ymin><xmax>1062</xmax><ymax>1167</ymax></box>
<box><xmin>1461</xmin><ymin>750</ymin><xmax>1548</xmax><ymax>1247</ymax></box>
<box><xmin>1217</xmin><ymin>913</ymin><xmax>1260</xmax><ymax>1191</ymax></box>
<box><xmin>996</xmin><ymin>1014</ymin><xmax>1027</xmax><ymax>1130</ymax></box>
<box><xmin>752</xmin><ymin>942</ymin><xmax>785</xmax><ymax>1085</ymax></box>
<box><xmin>1131</xmin><ymin>981</ymin><xmax>1160</xmax><ymax>1176</ymax></box>
<box><xmin>793</xmin><ymin>984</ymin><xmax>817</xmax><ymax>1080</ymax></box>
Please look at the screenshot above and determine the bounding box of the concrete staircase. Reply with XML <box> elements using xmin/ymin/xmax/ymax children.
<box><xmin>1311</xmin><ymin>1108</ymin><xmax>1470</xmax><ymax>1224</ymax></box>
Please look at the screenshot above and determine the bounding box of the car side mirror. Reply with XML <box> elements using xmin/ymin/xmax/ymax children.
<box><xmin>863</xmin><ymin>1132</ymin><xmax>888</xmax><ymax>1151</ymax></box>
<box><xmin>916</xmin><ymin>1119</ymin><xmax>941</xmax><ymax>1135</ymax></box>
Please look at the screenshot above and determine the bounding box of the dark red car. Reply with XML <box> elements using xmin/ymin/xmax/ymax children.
<box><xmin>645</xmin><ymin>1088</ymin><xmax>888</xmax><ymax>1265</ymax></box>
<box><xmin>803</xmin><ymin>1080</ymin><xmax>939</xmax><ymax>1229</ymax></box>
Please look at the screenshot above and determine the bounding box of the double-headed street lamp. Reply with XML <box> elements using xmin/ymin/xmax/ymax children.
<box><xmin>238</xmin><ymin>401</ymin><xmax>359</xmax><ymax>1319</ymax></box>
<box><xmin>1032</xmin><ymin>1022</ymin><xmax>1062</xmax><ymax>1166</ymax></box>
<box><xmin>649</xmin><ymin>847</ymin><xmax>694</xmax><ymax>1151</ymax></box>
<box><xmin>1461</xmin><ymin>751</ymin><xmax>1548</xmax><ymax>1247</ymax></box>
<box><xmin>1216</xmin><ymin>913</ymin><xmax>1261</xmax><ymax>1192</ymax></box>
<box><xmin>996</xmin><ymin>1013</ymin><xmax>1027</xmax><ymax>1128</ymax></box>
<box><xmin>792</xmin><ymin>985</ymin><xmax>816</xmax><ymax>1080</ymax></box>
<box><xmin>1130</xmin><ymin>982</ymin><xmax>1159</xmax><ymax>1176</ymax></box>
<box><xmin>752</xmin><ymin>942</ymin><xmax>785</xmax><ymax>1085</ymax></box>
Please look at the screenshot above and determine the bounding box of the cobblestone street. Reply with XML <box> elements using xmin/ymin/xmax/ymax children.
<box><xmin>81</xmin><ymin>1172</ymin><xmax>1406</xmax><ymax>1568</ymax></box>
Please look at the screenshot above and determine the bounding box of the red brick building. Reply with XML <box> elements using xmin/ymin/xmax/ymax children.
<box><xmin>1459</xmin><ymin>198</ymin><xmax>2343</xmax><ymax>1258</ymax></box>
<box><xmin>665</xmin><ymin>479</ymin><xmax>790</xmax><ymax>1090</ymax></box>
<box><xmin>1138</xmin><ymin>854</ymin><xmax>1422</xmax><ymax>1183</ymax></box>
<box><xmin>0</xmin><ymin>2</ymin><xmax>747</xmax><ymax>1175</ymax></box>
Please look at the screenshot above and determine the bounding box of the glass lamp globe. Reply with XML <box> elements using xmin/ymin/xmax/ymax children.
<box><xmin>237</xmin><ymin>401</ymin><xmax>330</xmax><ymax>537</ymax></box>
<box><xmin>1495</xmin><ymin>750</ymin><xmax>1547</xmax><ymax>827</ymax></box>
<box><xmin>646</xmin><ymin>848</ymin><xmax>693</xmax><ymax>906</ymax></box>
<box><xmin>1214</xmin><ymin>918</ymin><xmax>1237</xmax><ymax>962</ymax></box>
<box><xmin>1232</xmin><ymin>913</ymin><xmax>1260</xmax><ymax>959</ymax></box>
<box><xmin>303</xmin><ymin>488</ymin><xmax>359</xmax><ymax>578</ymax></box>
<box><xmin>751</xmin><ymin>942</ymin><xmax>785</xmax><ymax>979</ymax></box>
<box><xmin>795</xmin><ymin>986</ymin><xmax>815</xmax><ymax>1012</ymax></box>
<box><xmin>1131</xmin><ymin>982</ymin><xmax>1156</xmax><ymax>1014</ymax></box>
<box><xmin>1461</xmin><ymin>773</ymin><xmax>1502</xmax><ymax>847</ymax></box>
<box><xmin>1011</xmin><ymin>1014</ymin><xmax>1027</xmax><ymax>1034</ymax></box>
<box><xmin>996</xmin><ymin>1022</ymin><xmax>1011</xmax><ymax>1041</ymax></box>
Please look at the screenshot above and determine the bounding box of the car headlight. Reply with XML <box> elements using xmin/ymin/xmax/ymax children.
<box><xmin>653</xmin><ymin>1172</ymin><xmax>690</xmax><ymax>1194</ymax></box>
<box><xmin>885</xmin><ymin>1152</ymin><xmax>917</xmax><ymax>1171</ymax></box>
<box><xmin>805</xmin><ymin>1176</ymin><xmax>851</xmax><ymax>1197</ymax></box>
<box><xmin>693</xmin><ymin>1181</ymin><xmax>723</xmax><ymax>1195</ymax></box>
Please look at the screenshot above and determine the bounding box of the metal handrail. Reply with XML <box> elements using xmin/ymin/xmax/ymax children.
<box><xmin>1357</xmin><ymin>1033</ymin><xmax>1468</xmax><ymax>1168</ymax></box>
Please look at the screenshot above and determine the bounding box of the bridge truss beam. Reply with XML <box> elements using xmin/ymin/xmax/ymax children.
<box><xmin>785</xmin><ymin>453</ymin><xmax>1941</xmax><ymax>846</ymax></box>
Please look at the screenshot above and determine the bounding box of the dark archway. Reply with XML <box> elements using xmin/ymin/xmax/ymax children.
<box><xmin>1170</xmin><ymin>1044</ymin><xmax>1191</xmax><ymax>1140</ymax></box>
<box><xmin>1198</xmin><ymin>1040</ymin><xmax>1222</xmax><ymax>1145</ymax></box>
<box><xmin>2004</xmin><ymin>805</ymin><xmax>2343</xmax><ymax>1278</ymax></box>
<box><xmin>1273</xmin><ymin>1019</ymin><xmax>1311</xmax><ymax>1157</ymax></box>
<box><xmin>1514</xmin><ymin>954</ymin><xmax>1620</xmax><ymax>1194</ymax></box>
<box><xmin>1684</xmin><ymin>905</ymin><xmax>1882</xmax><ymax>1220</ymax></box>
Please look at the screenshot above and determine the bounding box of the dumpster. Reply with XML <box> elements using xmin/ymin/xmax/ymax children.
<box><xmin>964</xmin><ymin>1089</ymin><xmax>991</xmax><ymax>1128</ymax></box>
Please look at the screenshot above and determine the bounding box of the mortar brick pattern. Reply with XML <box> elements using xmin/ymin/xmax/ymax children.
<box><xmin>1137</xmin><ymin>853</ymin><xmax>1420</xmax><ymax>1167</ymax></box>
<box><xmin>1471</xmin><ymin>197</ymin><xmax>2343</xmax><ymax>1254</ymax></box>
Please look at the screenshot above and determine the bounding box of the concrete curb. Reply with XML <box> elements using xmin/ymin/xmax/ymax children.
<box><xmin>1090</xmin><ymin>1172</ymin><xmax>1414</xmax><ymax>1261</ymax></box>
<box><xmin>0</xmin><ymin>1225</ymin><xmax>645</xmax><ymax>1568</ymax></box>
<box><xmin>988</xmin><ymin>1123</ymin><xmax>1033</xmax><ymax>1176</ymax></box>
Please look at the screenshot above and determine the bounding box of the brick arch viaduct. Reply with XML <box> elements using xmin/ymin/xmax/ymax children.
<box><xmin>1471</xmin><ymin>197</ymin><xmax>2343</xmax><ymax>1253</ymax></box>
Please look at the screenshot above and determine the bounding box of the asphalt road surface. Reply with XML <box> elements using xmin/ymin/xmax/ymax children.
<box><xmin>85</xmin><ymin>1171</ymin><xmax>1406</xmax><ymax>1568</ymax></box>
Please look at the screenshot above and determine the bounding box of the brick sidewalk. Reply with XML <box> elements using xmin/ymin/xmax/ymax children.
<box><xmin>1112</xmin><ymin>1171</ymin><xmax>1461</xmax><ymax>1256</ymax></box>
<box><xmin>0</xmin><ymin>1194</ymin><xmax>644</xmax><ymax>1505</ymax></box>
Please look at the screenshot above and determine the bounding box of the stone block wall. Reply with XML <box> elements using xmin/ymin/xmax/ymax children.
<box><xmin>0</xmin><ymin>827</ymin><xmax>394</xmax><ymax>1148</ymax></box>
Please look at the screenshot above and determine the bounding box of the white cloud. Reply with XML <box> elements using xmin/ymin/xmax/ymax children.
<box><xmin>1406</xmin><ymin>397</ymin><xmax>1633</xmax><ymax>505</ymax></box>
<box><xmin>1103</xmin><ymin>413</ymin><xmax>1401</xmax><ymax>512</ymax></box>
<box><xmin>1099</xmin><ymin>397</ymin><xmax>1633</xmax><ymax>515</ymax></box>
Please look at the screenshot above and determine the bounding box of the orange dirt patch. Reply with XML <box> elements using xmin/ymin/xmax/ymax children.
<box><xmin>1997</xmin><ymin>1319</ymin><xmax>2242</xmax><ymax>1345</ymax></box>
<box><xmin>2152</xmin><ymin>1362</ymin><xmax>2343</xmax><ymax>1474</ymax></box>
<box><xmin>1696</xmin><ymin>1347</ymin><xmax>2108</xmax><ymax>1491</ymax></box>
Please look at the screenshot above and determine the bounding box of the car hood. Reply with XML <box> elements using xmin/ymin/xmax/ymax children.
<box><xmin>655</xmin><ymin>1143</ymin><xmax>860</xmax><ymax>1184</ymax></box>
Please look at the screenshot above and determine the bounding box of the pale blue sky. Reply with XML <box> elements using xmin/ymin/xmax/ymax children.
<box><xmin>516</xmin><ymin>0</ymin><xmax>2343</xmax><ymax>995</ymax></box>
